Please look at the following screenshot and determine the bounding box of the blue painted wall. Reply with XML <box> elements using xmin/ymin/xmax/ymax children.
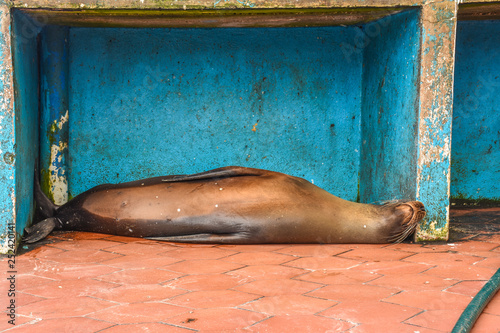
<box><xmin>359</xmin><ymin>9</ymin><xmax>421</xmax><ymax>203</ymax></box>
<box><xmin>452</xmin><ymin>20</ymin><xmax>500</xmax><ymax>202</ymax></box>
<box><xmin>11</xmin><ymin>11</ymin><xmax>40</xmax><ymax>236</ymax></box>
<box><xmin>68</xmin><ymin>26</ymin><xmax>364</xmax><ymax>199</ymax></box>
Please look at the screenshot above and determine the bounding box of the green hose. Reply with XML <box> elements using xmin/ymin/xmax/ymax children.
<box><xmin>451</xmin><ymin>268</ymin><xmax>500</xmax><ymax>333</ymax></box>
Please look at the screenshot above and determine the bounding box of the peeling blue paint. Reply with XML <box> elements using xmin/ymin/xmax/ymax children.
<box><xmin>67</xmin><ymin>26</ymin><xmax>364</xmax><ymax>200</ymax></box>
<box><xmin>452</xmin><ymin>19</ymin><xmax>500</xmax><ymax>202</ymax></box>
<box><xmin>2</xmin><ymin>9</ymin><xmax>41</xmax><ymax>252</ymax></box>
<box><xmin>415</xmin><ymin>0</ymin><xmax>456</xmax><ymax>241</ymax></box>
<box><xmin>0</xmin><ymin>2</ymin><xmax>15</xmax><ymax>253</ymax></box>
<box><xmin>39</xmin><ymin>25</ymin><xmax>70</xmax><ymax>205</ymax></box>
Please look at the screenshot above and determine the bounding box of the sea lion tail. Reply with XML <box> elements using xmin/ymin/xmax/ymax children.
<box><xmin>34</xmin><ymin>169</ymin><xmax>59</xmax><ymax>219</ymax></box>
<box><xmin>385</xmin><ymin>201</ymin><xmax>426</xmax><ymax>243</ymax></box>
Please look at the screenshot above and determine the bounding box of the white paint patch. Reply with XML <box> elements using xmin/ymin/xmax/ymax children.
<box><xmin>58</xmin><ymin>110</ymin><xmax>69</xmax><ymax>129</ymax></box>
<box><xmin>177</xmin><ymin>208</ymin><xmax>181</xmax><ymax>212</ymax></box>
<box><xmin>48</xmin><ymin>111</ymin><xmax>71</xmax><ymax>205</ymax></box>
<box><xmin>49</xmin><ymin>142</ymin><xmax>68</xmax><ymax>205</ymax></box>
<box><xmin>215</xmin><ymin>204</ymin><xmax>218</xmax><ymax>208</ymax></box>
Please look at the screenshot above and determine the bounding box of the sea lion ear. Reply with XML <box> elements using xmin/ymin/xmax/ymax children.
<box><xmin>22</xmin><ymin>217</ymin><xmax>58</xmax><ymax>244</ymax></box>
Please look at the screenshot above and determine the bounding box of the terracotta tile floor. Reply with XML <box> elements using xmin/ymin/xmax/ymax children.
<box><xmin>2</xmin><ymin>208</ymin><xmax>500</xmax><ymax>332</ymax></box>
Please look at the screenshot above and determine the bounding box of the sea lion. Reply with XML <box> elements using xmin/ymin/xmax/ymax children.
<box><xmin>24</xmin><ymin>166</ymin><xmax>426</xmax><ymax>244</ymax></box>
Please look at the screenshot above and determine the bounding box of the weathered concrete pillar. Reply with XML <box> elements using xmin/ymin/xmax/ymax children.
<box><xmin>0</xmin><ymin>1</ymin><xmax>16</xmax><ymax>254</ymax></box>
<box><xmin>414</xmin><ymin>0</ymin><xmax>457</xmax><ymax>241</ymax></box>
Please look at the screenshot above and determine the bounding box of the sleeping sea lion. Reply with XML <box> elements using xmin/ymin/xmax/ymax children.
<box><xmin>24</xmin><ymin>166</ymin><xmax>425</xmax><ymax>244</ymax></box>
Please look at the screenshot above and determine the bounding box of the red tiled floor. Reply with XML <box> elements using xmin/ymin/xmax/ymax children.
<box><xmin>227</xmin><ymin>264</ymin><xmax>306</xmax><ymax>280</ymax></box>
<box><xmin>0</xmin><ymin>315</ymin><xmax>33</xmax><ymax>332</ymax></box>
<box><xmin>320</xmin><ymin>299</ymin><xmax>421</xmax><ymax>324</ymax></box>
<box><xmin>223</xmin><ymin>251</ymin><xmax>295</xmax><ymax>265</ymax></box>
<box><xmin>96</xmin><ymin>268</ymin><xmax>183</xmax><ymax>285</ymax></box>
<box><xmin>347</xmin><ymin>322</ymin><xmax>442</xmax><ymax>333</ymax></box>
<box><xmin>240</xmin><ymin>294</ymin><xmax>337</xmax><ymax>316</ymax></box>
<box><xmin>20</xmin><ymin>277</ymin><xmax>117</xmax><ymax>299</ymax></box>
<box><xmin>27</xmin><ymin>262</ymin><xmax>120</xmax><ymax>280</ymax></box>
<box><xmin>99</xmin><ymin>322</ymin><xmax>194</xmax><ymax>332</ymax></box>
<box><xmin>161</xmin><ymin>246</ymin><xmax>236</xmax><ymax>260</ymax></box>
<box><xmin>87</xmin><ymin>302</ymin><xmax>190</xmax><ymax>324</ymax></box>
<box><xmin>163</xmin><ymin>259</ymin><xmax>244</xmax><ymax>274</ymax></box>
<box><xmin>167</xmin><ymin>289</ymin><xmax>259</xmax><ymax>308</ymax></box>
<box><xmin>104</xmin><ymin>240</ymin><xmax>179</xmax><ymax>256</ymax></box>
<box><xmin>473</xmin><ymin>313</ymin><xmax>500</xmax><ymax>333</ymax></box>
<box><xmin>384</xmin><ymin>290</ymin><xmax>473</xmax><ymax>310</ymax></box>
<box><xmin>14</xmin><ymin>292</ymin><xmax>46</xmax><ymax>307</ymax></box>
<box><xmin>285</xmin><ymin>255</ymin><xmax>363</xmax><ymax>271</ymax></box>
<box><xmin>100</xmin><ymin>254</ymin><xmax>181</xmax><ymax>269</ymax></box>
<box><xmin>307</xmin><ymin>283</ymin><xmax>398</xmax><ymax>302</ymax></box>
<box><xmin>17</xmin><ymin>296</ymin><xmax>116</xmax><ymax>319</ymax></box>
<box><xmin>405</xmin><ymin>309</ymin><xmax>464</xmax><ymax>332</ymax></box>
<box><xmin>338</xmin><ymin>245</ymin><xmax>416</xmax><ymax>261</ymax></box>
<box><xmin>446</xmin><ymin>280</ymin><xmax>488</xmax><ymax>297</ymax></box>
<box><xmin>2</xmin><ymin>208</ymin><xmax>500</xmax><ymax>332</ymax></box>
<box><xmin>93</xmin><ymin>283</ymin><xmax>186</xmax><ymax>303</ymax></box>
<box><xmin>39</xmin><ymin>248</ymin><xmax>122</xmax><ymax>264</ymax></box>
<box><xmin>47</xmin><ymin>239</ymin><xmax>122</xmax><ymax>251</ymax></box>
<box><xmin>250</xmin><ymin>314</ymin><xmax>355</xmax><ymax>332</ymax></box>
<box><xmin>476</xmin><ymin>256</ymin><xmax>500</xmax><ymax>269</ymax></box>
<box><xmin>165</xmin><ymin>273</ymin><xmax>243</xmax><ymax>291</ymax></box>
<box><xmin>166</xmin><ymin>308</ymin><xmax>268</xmax><ymax>331</ymax></box>
<box><xmin>297</xmin><ymin>268</ymin><xmax>382</xmax><ymax>285</ymax></box>
<box><xmin>368</xmin><ymin>272</ymin><xmax>459</xmax><ymax>291</ymax></box>
<box><xmin>424</xmin><ymin>263</ymin><xmax>496</xmax><ymax>280</ymax></box>
<box><xmin>350</xmin><ymin>260</ymin><xmax>433</xmax><ymax>275</ymax></box>
<box><xmin>484</xmin><ymin>293</ymin><xmax>500</xmax><ymax>316</ymax></box>
<box><xmin>234</xmin><ymin>278</ymin><xmax>322</xmax><ymax>296</ymax></box>
<box><xmin>276</xmin><ymin>244</ymin><xmax>348</xmax><ymax>257</ymax></box>
<box><xmin>4</xmin><ymin>317</ymin><xmax>113</xmax><ymax>333</ymax></box>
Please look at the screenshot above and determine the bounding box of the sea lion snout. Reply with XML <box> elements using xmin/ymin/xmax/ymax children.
<box><xmin>400</xmin><ymin>201</ymin><xmax>426</xmax><ymax>221</ymax></box>
<box><xmin>386</xmin><ymin>201</ymin><xmax>426</xmax><ymax>243</ymax></box>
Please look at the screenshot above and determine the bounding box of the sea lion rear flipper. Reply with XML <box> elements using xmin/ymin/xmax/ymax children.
<box><xmin>162</xmin><ymin>166</ymin><xmax>266</xmax><ymax>183</ymax></box>
<box><xmin>22</xmin><ymin>217</ymin><xmax>58</xmax><ymax>244</ymax></box>
<box><xmin>146</xmin><ymin>232</ymin><xmax>250</xmax><ymax>244</ymax></box>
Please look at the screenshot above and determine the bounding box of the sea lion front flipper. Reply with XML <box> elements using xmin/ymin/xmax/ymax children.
<box><xmin>22</xmin><ymin>217</ymin><xmax>58</xmax><ymax>244</ymax></box>
<box><xmin>162</xmin><ymin>166</ymin><xmax>267</xmax><ymax>183</ymax></box>
<box><xmin>146</xmin><ymin>232</ymin><xmax>251</xmax><ymax>244</ymax></box>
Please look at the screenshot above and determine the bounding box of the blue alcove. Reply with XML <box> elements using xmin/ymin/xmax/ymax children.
<box><xmin>452</xmin><ymin>19</ymin><xmax>500</xmax><ymax>204</ymax></box>
<box><xmin>12</xmin><ymin>8</ymin><xmax>422</xmax><ymax>235</ymax></box>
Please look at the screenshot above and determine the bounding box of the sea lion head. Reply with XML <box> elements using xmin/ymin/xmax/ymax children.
<box><xmin>384</xmin><ymin>201</ymin><xmax>426</xmax><ymax>243</ymax></box>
